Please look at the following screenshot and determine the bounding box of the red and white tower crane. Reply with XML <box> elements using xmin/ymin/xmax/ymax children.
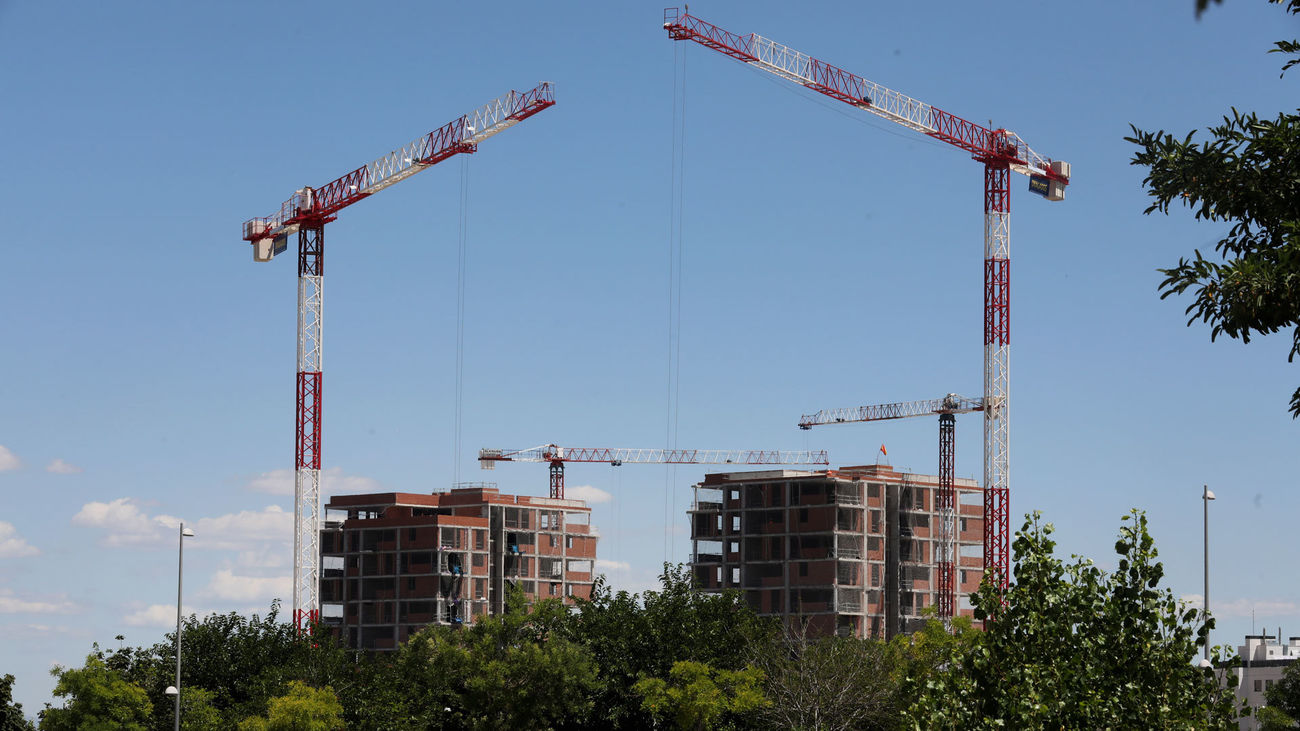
<box><xmin>241</xmin><ymin>83</ymin><xmax>555</xmax><ymax>628</ymax></box>
<box><xmin>663</xmin><ymin>10</ymin><xmax>1071</xmax><ymax>594</ymax></box>
<box><xmin>479</xmin><ymin>445</ymin><xmax>830</xmax><ymax>499</ymax></box>
<box><xmin>798</xmin><ymin>394</ymin><xmax>982</xmax><ymax>620</ymax></box>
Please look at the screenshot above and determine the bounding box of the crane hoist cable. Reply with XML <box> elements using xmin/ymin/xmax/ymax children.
<box><xmin>664</xmin><ymin>40</ymin><xmax>690</xmax><ymax>562</ymax></box>
<box><xmin>453</xmin><ymin>155</ymin><xmax>470</xmax><ymax>487</ymax></box>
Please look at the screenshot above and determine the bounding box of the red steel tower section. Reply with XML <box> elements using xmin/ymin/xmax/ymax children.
<box><xmin>664</xmin><ymin>8</ymin><xmax>1070</xmax><ymax>597</ymax></box>
<box><xmin>241</xmin><ymin>83</ymin><xmax>556</xmax><ymax>628</ymax></box>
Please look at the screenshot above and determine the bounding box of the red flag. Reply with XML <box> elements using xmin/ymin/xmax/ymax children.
<box><xmin>879</xmin><ymin>444</ymin><xmax>887</xmax><ymax>456</ymax></box>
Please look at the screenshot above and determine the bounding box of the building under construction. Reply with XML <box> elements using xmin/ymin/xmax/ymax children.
<box><xmin>689</xmin><ymin>464</ymin><xmax>984</xmax><ymax>640</ymax></box>
<box><xmin>319</xmin><ymin>484</ymin><xmax>597</xmax><ymax>650</ymax></box>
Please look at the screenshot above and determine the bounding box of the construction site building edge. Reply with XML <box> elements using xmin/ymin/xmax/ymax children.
<box><xmin>689</xmin><ymin>463</ymin><xmax>984</xmax><ymax>641</ymax></box>
<box><xmin>318</xmin><ymin>463</ymin><xmax>982</xmax><ymax>650</ymax></box>
<box><xmin>319</xmin><ymin>484</ymin><xmax>597</xmax><ymax>651</ymax></box>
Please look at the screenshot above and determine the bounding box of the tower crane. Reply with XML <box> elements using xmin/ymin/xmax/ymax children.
<box><xmin>799</xmin><ymin>394</ymin><xmax>982</xmax><ymax>620</ymax></box>
<box><xmin>478</xmin><ymin>445</ymin><xmax>830</xmax><ymax>499</ymax></box>
<box><xmin>241</xmin><ymin>83</ymin><xmax>555</xmax><ymax>628</ymax></box>
<box><xmin>664</xmin><ymin>9</ymin><xmax>1071</xmax><ymax>594</ymax></box>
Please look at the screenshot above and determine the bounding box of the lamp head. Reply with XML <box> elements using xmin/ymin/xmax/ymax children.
<box><xmin>181</xmin><ymin>528</ymin><xmax>195</xmax><ymax>538</ymax></box>
<box><xmin>164</xmin><ymin>686</ymin><xmax>179</xmax><ymax>696</ymax></box>
<box><xmin>1204</xmin><ymin>486</ymin><xmax>1216</xmax><ymax>501</ymax></box>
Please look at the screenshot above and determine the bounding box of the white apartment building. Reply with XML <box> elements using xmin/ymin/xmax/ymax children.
<box><xmin>1232</xmin><ymin>631</ymin><xmax>1299</xmax><ymax>731</ymax></box>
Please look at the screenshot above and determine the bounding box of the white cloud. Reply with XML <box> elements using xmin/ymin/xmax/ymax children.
<box><xmin>565</xmin><ymin>485</ymin><xmax>613</xmax><ymax>504</ymax></box>
<box><xmin>244</xmin><ymin>467</ymin><xmax>380</xmax><ymax>497</ymax></box>
<box><xmin>0</xmin><ymin>446</ymin><xmax>21</xmax><ymax>472</ymax></box>
<box><xmin>593</xmin><ymin>562</ymin><xmax>661</xmax><ymax>596</ymax></box>
<box><xmin>0</xmin><ymin>590</ymin><xmax>76</xmax><ymax>615</ymax></box>
<box><xmin>0</xmin><ymin>522</ymin><xmax>38</xmax><ymax>558</ymax></box>
<box><xmin>205</xmin><ymin>570</ymin><xmax>290</xmax><ymax>603</ymax></box>
<box><xmin>46</xmin><ymin>458</ymin><xmax>83</xmax><ymax>474</ymax></box>
<box><xmin>236</xmin><ymin>547</ymin><xmax>288</xmax><ymax>569</ymax></box>
<box><xmin>123</xmin><ymin>604</ymin><xmax>218</xmax><ymax>628</ymax></box>
<box><xmin>244</xmin><ymin>469</ymin><xmax>294</xmax><ymax>495</ymax></box>
<box><xmin>123</xmin><ymin>604</ymin><xmax>177</xmax><ymax>628</ymax></box>
<box><xmin>190</xmin><ymin>506</ymin><xmax>293</xmax><ymax>550</ymax></box>
<box><xmin>72</xmin><ymin>498</ymin><xmax>179</xmax><ymax>546</ymax></box>
<box><xmin>72</xmin><ymin>499</ymin><xmax>291</xmax><ymax>550</ymax></box>
<box><xmin>1181</xmin><ymin>594</ymin><xmax>1300</xmax><ymax>618</ymax></box>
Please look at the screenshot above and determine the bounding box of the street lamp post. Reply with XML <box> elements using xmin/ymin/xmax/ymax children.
<box><xmin>1203</xmin><ymin>485</ymin><xmax>1215</xmax><ymax>662</ymax></box>
<box><xmin>168</xmin><ymin>523</ymin><xmax>195</xmax><ymax>731</ymax></box>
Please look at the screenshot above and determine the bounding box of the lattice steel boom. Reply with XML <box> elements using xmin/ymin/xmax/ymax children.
<box><xmin>799</xmin><ymin>394</ymin><xmax>982</xmax><ymax>620</ymax></box>
<box><xmin>664</xmin><ymin>8</ymin><xmax>1071</xmax><ymax>595</ymax></box>
<box><xmin>479</xmin><ymin>445</ymin><xmax>830</xmax><ymax>499</ymax></box>
<box><xmin>241</xmin><ymin>83</ymin><xmax>555</xmax><ymax>629</ymax></box>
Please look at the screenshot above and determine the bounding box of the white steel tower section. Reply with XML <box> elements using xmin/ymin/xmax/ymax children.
<box><xmin>982</xmin><ymin>163</ymin><xmax>1012</xmax><ymax>594</ymax></box>
<box><xmin>295</xmin><ymin>226</ymin><xmax>324</xmax><ymax>627</ymax></box>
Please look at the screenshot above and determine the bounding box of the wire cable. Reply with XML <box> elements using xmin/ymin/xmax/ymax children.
<box><xmin>664</xmin><ymin>41</ymin><xmax>689</xmax><ymax>564</ymax></box>
<box><xmin>453</xmin><ymin>155</ymin><xmax>470</xmax><ymax>487</ymax></box>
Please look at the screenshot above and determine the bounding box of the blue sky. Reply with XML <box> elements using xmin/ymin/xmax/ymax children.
<box><xmin>3</xmin><ymin>0</ymin><xmax>1297</xmax><ymax>715</ymax></box>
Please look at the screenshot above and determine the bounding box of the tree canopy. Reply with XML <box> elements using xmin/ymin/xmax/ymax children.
<box><xmin>236</xmin><ymin>682</ymin><xmax>344</xmax><ymax>731</ymax></box>
<box><xmin>1128</xmin><ymin>0</ymin><xmax>1300</xmax><ymax>417</ymax></box>
<box><xmin>17</xmin><ymin>538</ymin><xmax>1266</xmax><ymax>729</ymax></box>
<box><xmin>904</xmin><ymin>511</ymin><xmax>1243</xmax><ymax>729</ymax></box>
<box><xmin>1</xmin><ymin>675</ymin><xmax>35</xmax><ymax>731</ymax></box>
<box><xmin>1261</xmin><ymin>659</ymin><xmax>1300</xmax><ymax>729</ymax></box>
<box><xmin>41</xmin><ymin>655</ymin><xmax>153</xmax><ymax>731</ymax></box>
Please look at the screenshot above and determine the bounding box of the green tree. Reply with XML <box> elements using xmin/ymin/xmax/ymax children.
<box><xmin>748</xmin><ymin>623</ymin><xmax>901</xmax><ymax>731</ymax></box>
<box><xmin>177</xmin><ymin>687</ymin><xmax>226</xmax><ymax>731</ymax></box>
<box><xmin>394</xmin><ymin>587</ymin><xmax>600</xmax><ymax>729</ymax></box>
<box><xmin>1</xmin><ymin>675</ymin><xmax>35</xmax><ymax>731</ymax></box>
<box><xmin>1259</xmin><ymin>704</ymin><xmax>1298</xmax><ymax>731</ymax></box>
<box><xmin>40</xmin><ymin>655</ymin><xmax>153</xmax><ymax>731</ymax></box>
<box><xmin>891</xmin><ymin>614</ymin><xmax>980</xmax><ymax>705</ymax></box>
<box><xmin>1127</xmin><ymin>0</ymin><xmax>1300</xmax><ymax>417</ymax></box>
<box><xmin>96</xmin><ymin>602</ymin><xmax>357</xmax><ymax>729</ymax></box>
<box><xmin>1262</xmin><ymin>659</ymin><xmax>1300</xmax><ymax>728</ymax></box>
<box><xmin>906</xmin><ymin>511</ymin><xmax>1243</xmax><ymax>729</ymax></box>
<box><xmin>565</xmin><ymin>564</ymin><xmax>773</xmax><ymax>728</ymax></box>
<box><xmin>236</xmin><ymin>682</ymin><xmax>344</xmax><ymax>731</ymax></box>
<box><xmin>634</xmin><ymin>661</ymin><xmax>767</xmax><ymax>731</ymax></box>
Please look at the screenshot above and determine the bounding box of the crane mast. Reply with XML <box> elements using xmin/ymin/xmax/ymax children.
<box><xmin>479</xmin><ymin>445</ymin><xmax>830</xmax><ymax>499</ymax></box>
<box><xmin>242</xmin><ymin>83</ymin><xmax>555</xmax><ymax>628</ymax></box>
<box><xmin>799</xmin><ymin>394</ymin><xmax>982</xmax><ymax>620</ymax></box>
<box><xmin>664</xmin><ymin>9</ymin><xmax>1070</xmax><ymax>596</ymax></box>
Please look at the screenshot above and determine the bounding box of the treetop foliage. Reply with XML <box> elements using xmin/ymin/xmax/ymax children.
<box><xmin>1</xmin><ymin>675</ymin><xmax>36</xmax><ymax>731</ymax></box>
<box><xmin>1129</xmin><ymin>0</ymin><xmax>1300</xmax><ymax>417</ymax></box>
<box><xmin>24</xmin><ymin>523</ymin><xmax>1257</xmax><ymax>729</ymax></box>
<box><xmin>905</xmin><ymin>511</ymin><xmax>1242</xmax><ymax>730</ymax></box>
